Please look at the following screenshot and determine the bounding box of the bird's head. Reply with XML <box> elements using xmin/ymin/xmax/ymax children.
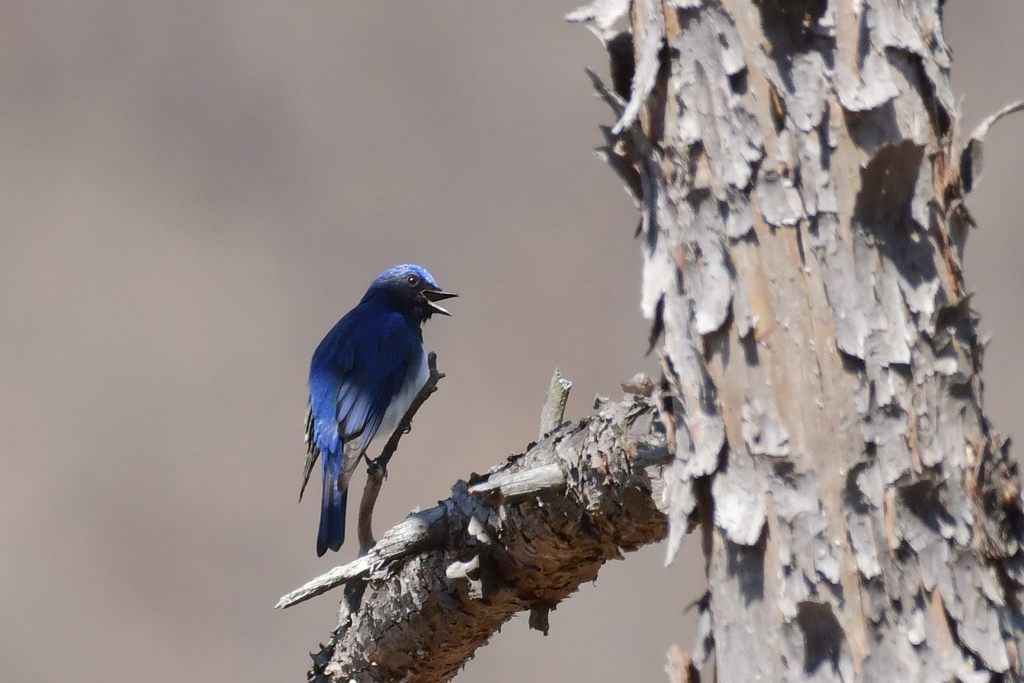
<box><xmin>365</xmin><ymin>264</ymin><xmax>458</xmax><ymax>321</ymax></box>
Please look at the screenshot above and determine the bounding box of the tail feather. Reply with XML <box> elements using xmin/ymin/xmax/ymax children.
<box><xmin>317</xmin><ymin>452</ymin><xmax>347</xmax><ymax>556</ymax></box>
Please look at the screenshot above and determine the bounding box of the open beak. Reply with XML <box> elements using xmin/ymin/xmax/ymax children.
<box><xmin>423</xmin><ymin>289</ymin><xmax>458</xmax><ymax>316</ymax></box>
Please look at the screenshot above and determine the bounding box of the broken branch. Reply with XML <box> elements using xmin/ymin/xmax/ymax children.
<box><xmin>278</xmin><ymin>394</ymin><xmax>673</xmax><ymax>682</ymax></box>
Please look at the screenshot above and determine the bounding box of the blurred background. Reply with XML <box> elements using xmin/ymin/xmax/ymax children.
<box><xmin>0</xmin><ymin>2</ymin><xmax>1021</xmax><ymax>681</ymax></box>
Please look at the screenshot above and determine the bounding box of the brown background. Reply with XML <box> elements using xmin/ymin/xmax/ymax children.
<box><xmin>1</xmin><ymin>3</ymin><xmax>1021</xmax><ymax>681</ymax></box>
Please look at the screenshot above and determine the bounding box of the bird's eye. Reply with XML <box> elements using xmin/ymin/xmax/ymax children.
<box><xmin>406</xmin><ymin>275</ymin><xmax>420</xmax><ymax>287</ymax></box>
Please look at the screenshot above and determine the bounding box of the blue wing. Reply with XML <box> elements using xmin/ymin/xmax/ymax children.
<box><xmin>309</xmin><ymin>306</ymin><xmax>421</xmax><ymax>457</ymax></box>
<box><xmin>302</xmin><ymin>304</ymin><xmax>422</xmax><ymax>555</ymax></box>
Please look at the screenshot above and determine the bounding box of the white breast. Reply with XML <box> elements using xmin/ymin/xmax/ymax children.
<box><xmin>372</xmin><ymin>347</ymin><xmax>429</xmax><ymax>449</ymax></box>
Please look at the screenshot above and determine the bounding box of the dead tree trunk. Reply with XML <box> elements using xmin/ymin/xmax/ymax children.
<box><xmin>579</xmin><ymin>0</ymin><xmax>1024</xmax><ymax>679</ymax></box>
<box><xmin>283</xmin><ymin>2</ymin><xmax>1024</xmax><ymax>680</ymax></box>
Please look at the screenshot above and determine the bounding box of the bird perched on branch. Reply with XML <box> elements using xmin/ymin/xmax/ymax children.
<box><xmin>300</xmin><ymin>264</ymin><xmax>456</xmax><ymax>556</ymax></box>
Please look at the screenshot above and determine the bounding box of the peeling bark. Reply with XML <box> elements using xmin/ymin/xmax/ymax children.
<box><xmin>290</xmin><ymin>395</ymin><xmax>669</xmax><ymax>682</ymax></box>
<box><xmin>288</xmin><ymin>2</ymin><xmax>1024</xmax><ymax>680</ymax></box>
<box><xmin>576</xmin><ymin>0</ymin><xmax>1024</xmax><ymax>680</ymax></box>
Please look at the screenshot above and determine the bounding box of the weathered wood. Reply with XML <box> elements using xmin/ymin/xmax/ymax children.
<box><xmin>466</xmin><ymin>463</ymin><xmax>566</xmax><ymax>499</ymax></box>
<box><xmin>574</xmin><ymin>0</ymin><xmax>1024</xmax><ymax>680</ymax></box>
<box><xmin>278</xmin><ymin>507</ymin><xmax>449</xmax><ymax>609</ymax></box>
<box><xmin>288</xmin><ymin>3</ymin><xmax>1024</xmax><ymax>680</ymax></box>
<box><xmin>538</xmin><ymin>367</ymin><xmax>573</xmax><ymax>438</ymax></box>
<box><xmin>290</xmin><ymin>395</ymin><xmax>670</xmax><ymax>682</ymax></box>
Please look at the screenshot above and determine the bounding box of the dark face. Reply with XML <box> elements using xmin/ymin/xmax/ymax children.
<box><xmin>388</xmin><ymin>271</ymin><xmax>458</xmax><ymax>321</ymax></box>
<box><xmin>367</xmin><ymin>266</ymin><xmax>457</xmax><ymax>322</ymax></box>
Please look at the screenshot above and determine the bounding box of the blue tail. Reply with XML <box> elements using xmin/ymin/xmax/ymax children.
<box><xmin>317</xmin><ymin>452</ymin><xmax>347</xmax><ymax>556</ymax></box>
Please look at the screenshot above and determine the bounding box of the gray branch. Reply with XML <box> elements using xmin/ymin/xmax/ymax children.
<box><xmin>538</xmin><ymin>367</ymin><xmax>572</xmax><ymax>439</ymax></box>
<box><xmin>279</xmin><ymin>394</ymin><xmax>672</xmax><ymax>682</ymax></box>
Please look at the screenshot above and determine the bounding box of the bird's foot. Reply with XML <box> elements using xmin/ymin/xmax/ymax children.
<box><xmin>365</xmin><ymin>455</ymin><xmax>389</xmax><ymax>480</ymax></box>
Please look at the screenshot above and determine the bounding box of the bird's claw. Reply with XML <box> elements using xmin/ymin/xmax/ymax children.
<box><xmin>365</xmin><ymin>455</ymin><xmax>389</xmax><ymax>480</ymax></box>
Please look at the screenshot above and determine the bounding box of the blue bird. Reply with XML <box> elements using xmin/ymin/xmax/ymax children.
<box><xmin>299</xmin><ymin>264</ymin><xmax>456</xmax><ymax>556</ymax></box>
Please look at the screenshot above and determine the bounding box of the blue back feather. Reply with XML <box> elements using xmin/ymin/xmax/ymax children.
<box><xmin>308</xmin><ymin>283</ymin><xmax>427</xmax><ymax>555</ymax></box>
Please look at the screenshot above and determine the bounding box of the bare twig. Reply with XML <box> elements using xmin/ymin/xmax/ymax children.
<box><xmin>277</xmin><ymin>506</ymin><xmax>448</xmax><ymax>609</ymax></box>
<box><xmin>962</xmin><ymin>99</ymin><xmax>1024</xmax><ymax>192</ymax></box>
<box><xmin>538</xmin><ymin>367</ymin><xmax>572</xmax><ymax>439</ymax></box>
<box><xmin>356</xmin><ymin>352</ymin><xmax>445</xmax><ymax>555</ymax></box>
